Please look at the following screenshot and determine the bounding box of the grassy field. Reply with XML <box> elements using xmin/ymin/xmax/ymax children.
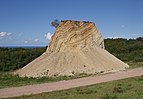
<box><xmin>0</xmin><ymin>72</ymin><xmax>91</xmax><ymax>89</ymax></box>
<box><xmin>127</xmin><ymin>62</ymin><xmax>143</xmax><ymax>68</ymax></box>
<box><xmin>6</xmin><ymin>76</ymin><xmax>143</xmax><ymax>99</ymax></box>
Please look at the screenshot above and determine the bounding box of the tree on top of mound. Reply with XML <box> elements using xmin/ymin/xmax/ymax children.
<box><xmin>51</xmin><ymin>19</ymin><xmax>60</xmax><ymax>28</ymax></box>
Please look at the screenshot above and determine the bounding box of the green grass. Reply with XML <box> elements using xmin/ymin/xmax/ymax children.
<box><xmin>6</xmin><ymin>76</ymin><xmax>143</xmax><ymax>99</ymax></box>
<box><xmin>127</xmin><ymin>62</ymin><xmax>143</xmax><ymax>68</ymax></box>
<box><xmin>0</xmin><ymin>72</ymin><xmax>91</xmax><ymax>89</ymax></box>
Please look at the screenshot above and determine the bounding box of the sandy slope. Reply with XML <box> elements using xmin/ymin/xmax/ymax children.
<box><xmin>15</xmin><ymin>45</ymin><xmax>129</xmax><ymax>77</ymax></box>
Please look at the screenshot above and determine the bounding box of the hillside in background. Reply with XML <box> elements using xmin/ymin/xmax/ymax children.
<box><xmin>0</xmin><ymin>37</ymin><xmax>143</xmax><ymax>72</ymax></box>
<box><xmin>105</xmin><ymin>37</ymin><xmax>143</xmax><ymax>62</ymax></box>
<box><xmin>0</xmin><ymin>47</ymin><xmax>47</xmax><ymax>71</ymax></box>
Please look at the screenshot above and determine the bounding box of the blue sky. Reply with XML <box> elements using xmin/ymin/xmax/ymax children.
<box><xmin>0</xmin><ymin>0</ymin><xmax>143</xmax><ymax>46</ymax></box>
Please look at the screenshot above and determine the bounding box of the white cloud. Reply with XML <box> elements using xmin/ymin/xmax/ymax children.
<box><xmin>106</xmin><ymin>33</ymin><xmax>143</xmax><ymax>39</ymax></box>
<box><xmin>18</xmin><ymin>32</ymin><xmax>23</xmax><ymax>37</ymax></box>
<box><xmin>45</xmin><ymin>32</ymin><xmax>53</xmax><ymax>40</ymax></box>
<box><xmin>106</xmin><ymin>36</ymin><xmax>125</xmax><ymax>39</ymax></box>
<box><xmin>24</xmin><ymin>38</ymin><xmax>39</xmax><ymax>44</ymax></box>
<box><xmin>121</xmin><ymin>25</ymin><xmax>125</xmax><ymax>28</ymax></box>
<box><xmin>34</xmin><ymin>38</ymin><xmax>39</xmax><ymax>42</ymax></box>
<box><xmin>0</xmin><ymin>32</ymin><xmax>12</xmax><ymax>37</ymax></box>
<box><xmin>24</xmin><ymin>41</ymin><xmax>28</xmax><ymax>43</ymax></box>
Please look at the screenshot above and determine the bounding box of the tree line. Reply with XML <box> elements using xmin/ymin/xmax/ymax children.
<box><xmin>105</xmin><ymin>37</ymin><xmax>143</xmax><ymax>62</ymax></box>
<box><xmin>0</xmin><ymin>47</ymin><xmax>46</xmax><ymax>71</ymax></box>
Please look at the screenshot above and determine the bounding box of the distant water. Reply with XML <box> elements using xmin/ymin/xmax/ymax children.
<box><xmin>0</xmin><ymin>46</ymin><xmax>46</xmax><ymax>49</ymax></box>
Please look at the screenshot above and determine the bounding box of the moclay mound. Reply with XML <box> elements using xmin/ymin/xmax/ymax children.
<box><xmin>15</xmin><ymin>20</ymin><xmax>129</xmax><ymax>77</ymax></box>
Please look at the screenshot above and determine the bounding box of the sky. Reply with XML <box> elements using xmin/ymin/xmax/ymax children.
<box><xmin>0</xmin><ymin>0</ymin><xmax>143</xmax><ymax>46</ymax></box>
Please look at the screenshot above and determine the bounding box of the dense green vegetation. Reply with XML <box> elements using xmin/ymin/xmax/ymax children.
<box><xmin>0</xmin><ymin>47</ymin><xmax>46</xmax><ymax>71</ymax></box>
<box><xmin>7</xmin><ymin>76</ymin><xmax>143</xmax><ymax>99</ymax></box>
<box><xmin>105</xmin><ymin>37</ymin><xmax>143</xmax><ymax>62</ymax></box>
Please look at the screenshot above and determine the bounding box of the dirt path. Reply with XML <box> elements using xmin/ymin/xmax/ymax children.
<box><xmin>0</xmin><ymin>67</ymin><xmax>143</xmax><ymax>98</ymax></box>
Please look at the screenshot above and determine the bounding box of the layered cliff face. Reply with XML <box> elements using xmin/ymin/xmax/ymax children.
<box><xmin>15</xmin><ymin>20</ymin><xmax>129</xmax><ymax>77</ymax></box>
<box><xmin>47</xmin><ymin>20</ymin><xmax>104</xmax><ymax>53</ymax></box>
